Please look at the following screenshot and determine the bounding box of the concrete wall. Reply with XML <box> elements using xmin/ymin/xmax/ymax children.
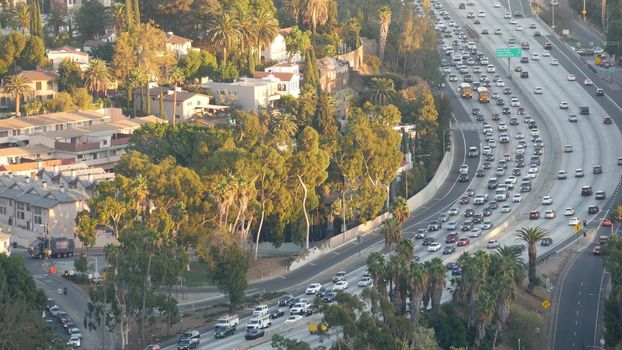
<box><xmin>337</xmin><ymin>45</ymin><xmax>364</xmax><ymax>71</ymax></box>
<box><xmin>288</xmin><ymin>147</ymin><xmax>454</xmax><ymax>271</ymax></box>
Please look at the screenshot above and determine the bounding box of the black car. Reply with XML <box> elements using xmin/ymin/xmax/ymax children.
<box><xmin>322</xmin><ymin>292</ymin><xmax>337</xmax><ymax>303</ymax></box>
<box><xmin>502</xmin><ymin>107</ymin><xmax>511</xmax><ymax>115</ymax></box>
<box><xmin>446</xmin><ymin>261</ymin><xmax>457</xmax><ymax>270</ymax></box>
<box><xmin>488</xmin><ymin>201</ymin><xmax>498</xmax><ymax>210</ymax></box>
<box><xmin>520</xmin><ymin>56</ymin><xmax>529</xmax><ymax>63</ymax></box>
<box><xmin>472</xmin><ymin>214</ymin><xmax>483</xmax><ymax>224</ymax></box>
<box><xmin>443</xmin><ymin>245</ymin><xmax>456</xmax><ymax>254</ymax></box>
<box><xmin>414</xmin><ymin>229</ymin><xmax>427</xmax><ymax>239</ymax></box>
<box><xmin>512</xmin><ymin>168</ymin><xmax>521</xmax><ymax>176</ymax></box>
<box><xmin>461</xmin><ymin>221</ymin><xmax>473</xmax><ymax>231</ymax></box>
<box><xmin>458</xmin><ymin>173</ymin><xmax>469</xmax><ymax>182</ymax></box>
<box><xmin>588</xmin><ymin>205</ymin><xmax>600</xmax><ymax>214</ymax></box>
<box><xmin>483</xmin><ymin>160</ymin><xmax>492</xmax><ymax>168</ymax></box>
<box><xmin>304</xmin><ymin>305</ymin><xmax>319</xmax><ymax>316</ymax></box>
<box><xmin>269</xmin><ymin>309</ymin><xmax>285</xmax><ymax>319</ymax></box>
<box><xmin>177</xmin><ymin>340</ymin><xmax>198</xmax><ymax>350</ymax></box>
<box><xmin>483</xmin><ymin>208</ymin><xmax>492</xmax><ymax>216</ymax></box>
<box><xmin>214</xmin><ymin>326</ymin><xmax>236</xmax><ymax>339</ymax></box>
<box><xmin>289</xmin><ymin>297</ymin><xmax>307</xmax><ymax>308</ymax></box>
<box><xmin>472</xmin><ymin>108</ymin><xmax>481</xmax><ymax>115</ymax></box>
<box><xmin>544</xmin><ymin>42</ymin><xmax>553</xmax><ymax>49</ymax></box>
<box><xmin>428</xmin><ymin>220</ymin><xmax>442</xmax><ymax>231</ymax></box>
<box><xmin>476</xmin><ymin>169</ymin><xmax>485</xmax><ymax>177</ymax></box>
<box><xmin>278</xmin><ymin>295</ymin><xmax>294</xmax><ymax>306</ymax></box>
<box><xmin>534</xmin><ymin>31</ymin><xmax>541</xmax><ymax>36</ymax></box>
<box><xmin>540</xmin><ymin>238</ymin><xmax>553</xmax><ymax>247</ymax></box>
<box><xmin>496</xmin><ymin>99</ymin><xmax>505</xmax><ymax>106</ymax></box>
<box><xmin>422</xmin><ymin>237</ymin><xmax>434</xmax><ymax>246</ymax></box>
<box><xmin>520</xmin><ymin>71</ymin><xmax>529</xmax><ymax>78</ymax></box>
<box><xmin>245</xmin><ymin>329</ymin><xmax>265</xmax><ymax>340</ymax></box>
<box><xmin>464</xmin><ymin>209</ymin><xmax>475</xmax><ymax>217</ymax></box>
<box><xmin>476</xmin><ymin>114</ymin><xmax>485</xmax><ymax>121</ymax></box>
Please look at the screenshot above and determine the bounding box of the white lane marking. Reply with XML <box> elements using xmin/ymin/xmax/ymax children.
<box><xmin>594</xmin><ymin>270</ymin><xmax>607</xmax><ymax>346</ymax></box>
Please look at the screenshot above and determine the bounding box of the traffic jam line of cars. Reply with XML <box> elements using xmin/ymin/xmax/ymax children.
<box><xmin>46</xmin><ymin>299</ymin><xmax>83</xmax><ymax>348</ymax></box>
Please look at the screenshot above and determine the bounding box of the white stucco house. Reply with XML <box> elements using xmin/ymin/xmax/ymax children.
<box><xmin>260</xmin><ymin>28</ymin><xmax>302</xmax><ymax>63</ymax></box>
<box><xmin>166</xmin><ymin>32</ymin><xmax>199</xmax><ymax>58</ymax></box>
<box><xmin>46</xmin><ymin>46</ymin><xmax>90</xmax><ymax>71</ymax></box>
<box><xmin>133</xmin><ymin>87</ymin><xmax>227</xmax><ymax>122</ymax></box>
<box><xmin>203</xmin><ymin>78</ymin><xmax>282</xmax><ymax>112</ymax></box>
<box><xmin>252</xmin><ymin>70</ymin><xmax>300</xmax><ymax>98</ymax></box>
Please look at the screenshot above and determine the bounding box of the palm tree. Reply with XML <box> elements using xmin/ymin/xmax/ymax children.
<box><xmin>408</xmin><ymin>262</ymin><xmax>429</xmax><ymax>327</ymax></box>
<box><xmin>457</xmin><ymin>250</ymin><xmax>490</xmax><ymax>329</ymax></box>
<box><xmin>253</xmin><ymin>9</ymin><xmax>279</xmax><ymax>61</ymax></box>
<box><xmin>12</xmin><ymin>3</ymin><xmax>30</xmax><ymax>34</ymax></box>
<box><xmin>46</xmin><ymin>8</ymin><xmax>66</xmax><ymax>39</ymax></box>
<box><xmin>3</xmin><ymin>74</ymin><xmax>33</xmax><ymax>117</ymax></box>
<box><xmin>83</xmin><ymin>59</ymin><xmax>112</xmax><ymax>101</ymax></box>
<box><xmin>304</xmin><ymin>0</ymin><xmax>328</xmax><ymax>34</ymax></box>
<box><xmin>111</xmin><ymin>3</ymin><xmax>126</xmax><ymax>34</ymax></box>
<box><xmin>127</xmin><ymin>68</ymin><xmax>145</xmax><ymax>116</ymax></box>
<box><xmin>284</xmin><ymin>0</ymin><xmax>303</xmax><ymax>26</ymax></box>
<box><xmin>237</xmin><ymin>11</ymin><xmax>256</xmax><ymax>53</ymax></box>
<box><xmin>424</xmin><ymin>258</ymin><xmax>446</xmax><ymax>315</ymax></box>
<box><xmin>168</xmin><ymin>67</ymin><xmax>185</xmax><ymax>125</ymax></box>
<box><xmin>490</xmin><ymin>256</ymin><xmax>518</xmax><ymax>348</ymax></box>
<box><xmin>368</xmin><ymin>77</ymin><xmax>396</xmax><ymax>105</ymax></box>
<box><xmin>207</xmin><ymin>11</ymin><xmax>241</xmax><ymax>65</ymax></box>
<box><xmin>474</xmin><ymin>289</ymin><xmax>495</xmax><ymax>348</ymax></box>
<box><xmin>391</xmin><ymin>196</ymin><xmax>410</xmax><ymax>227</ymax></box>
<box><xmin>495</xmin><ymin>245</ymin><xmax>526</xmax><ymax>285</ymax></box>
<box><xmin>516</xmin><ymin>226</ymin><xmax>549</xmax><ymax>290</ymax></box>
<box><xmin>378</xmin><ymin>6</ymin><xmax>391</xmax><ymax>62</ymax></box>
<box><xmin>366</xmin><ymin>252</ymin><xmax>387</xmax><ymax>297</ymax></box>
<box><xmin>380</xmin><ymin>216</ymin><xmax>401</xmax><ymax>251</ymax></box>
<box><xmin>270</xmin><ymin>110</ymin><xmax>299</xmax><ymax>137</ymax></box>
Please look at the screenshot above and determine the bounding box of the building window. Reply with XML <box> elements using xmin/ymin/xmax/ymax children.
<box><xmin>0</xmin><ymin>131</ymin><xmax>7</xmax><ymax>138</ymax></box>
<box><xmin>0</xmin><ymin>97</ymin><xmax>6</xmax><ymax>106</ymax></box>
<box><xmin>36</xmin><ymin>82</ymin><xmax>42</xmax><ymax>90</ymax></box>
<box><xmin>47</xmin><ymin>81</ymin><xmax>53</xmax><ymax>89</ymax></box>
<box><xmin>16</xmin><ymin>202</ymin><xmax>24</xmax><ymax>220</ymax></box>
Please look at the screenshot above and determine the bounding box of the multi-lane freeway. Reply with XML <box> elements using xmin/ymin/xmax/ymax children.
<box><xmin>160</xmin><ymin>0</ymin><xmax>622</xmax><ymax>348</ymax></box>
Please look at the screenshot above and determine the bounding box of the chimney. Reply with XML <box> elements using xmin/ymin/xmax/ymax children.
<box><xmin>42</xmin><ymin>181</ymin><xmax>47</xmax><ymax>189</ymax></box>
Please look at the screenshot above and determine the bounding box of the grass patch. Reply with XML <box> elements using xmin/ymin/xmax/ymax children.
<box><xmin>181</xmin><ymin>261</ymin><xmax>213</xmax><ymax>287</ymax></box>
<box><xmin>499</xmin><ymin>305</ymin><xmax>547</xmax><ymax>350</ymax></box>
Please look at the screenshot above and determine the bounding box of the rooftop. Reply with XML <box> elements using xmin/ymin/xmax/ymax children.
<box><xmin>0</xmin><ymin>174</ymin><xmax>91</xmax><ymax>208</ymax></box>
<box><xmin>253</xmin><ymin>71</ymin><xmax>296</xmax><ymax>81</ymax></box>
<box><xmin>47</xmin><ymin>45</ymin><xmax>88</xmax><ymax>57</ymax></box>
<box><xmin>166</xmin><ymin>33</ymin><xmax>192</xmax><ymax>45</ymax></box>
<box><xmin>0</xmin><ymin>109</ymin><xmax>109</xmax><ymax>132</ymax></box>
<box><xmin>20</xmin><ymin>70</ymin><xmax>59</xmax><ymax>82</ymax></box>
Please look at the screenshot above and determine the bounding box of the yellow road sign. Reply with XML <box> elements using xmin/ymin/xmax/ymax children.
<box><xmin>595</xmin><ymin>56</ymin><xmax>602</xmax><ymax>65</ymax></box>
<box><xmin>542</xmin><ymin>299</ymin><xmax>551</xmax><ymax>309</ymax></box>
<box><xmin>574</xmin><ymin>223</ymin><xmax>582</xmax><ymax>232</ymax></box>
<box><xmin>582</xmin><ymin>9</ymin><xmax>587</xmax><ymax>15</ymax></box>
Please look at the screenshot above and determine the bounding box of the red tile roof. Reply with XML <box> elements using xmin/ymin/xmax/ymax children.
<box><xmin>49</xmin><ymin>45</ymin><xmax>88</xmax><ymax>57</ymax></box>
<box><xmin>253</xmin><ymin>71</ymin><xmax>295</xmax><ymax>81</ymax></box>
<box><xmin>167</xmin><ymin>34</ymin><xmax>192</xmax><ymax>45</ymax></box>
<box><xmin>20</xmin><ymin>71</ymin><xmax>58</xmax><ymax>82</ymax></box>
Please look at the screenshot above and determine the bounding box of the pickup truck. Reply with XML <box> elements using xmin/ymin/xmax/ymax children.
<box><xmin>246</xmin><ymin>315</ymin><xmax>271</xmax><ymax>331</ymax></box>
<box><xmin>215</xmin><ymin>314</ymin><xmax>239</xmax><ymax>330</ymax></box>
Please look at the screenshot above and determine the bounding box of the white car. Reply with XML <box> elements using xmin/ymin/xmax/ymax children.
<box><xmin>494</xmin><ymin>2</ymin><xmax>501</xmax><ymax>7</ymax></box>
<box><xmin>567</xmin><ymin>74</ymin><xmax>576</xmax><ymax>81</ymax></box>
<box><xmin>496</xmin><ymin>80</ymin><xmax>505</xmax><ymax>87</ymax></box>
<box><xmin>482</xmin><ymin>221</ymin><xmax>493</xmax><ymax>229</ymax></box>
<box><xmin>534</xmin><ymin>87</ymin><xmax>544</xmax><ymax>94</ymax></box>
<box><xmin>478</xmin><ymin>11</ymin><xmax>486</xmax><ymax>17</ymax></box>
<box><xmin>584</xmin><ymin>78</ymin><xmax>593</xmax><ymax>86</ymax></box>
<box><xmin>487</xmin><ymin>64</ymin><xmax>496</xmax><ymax>73</ymax></box>
<box><xmin>545</xmin><ymin>210</ymin><xmax>556</xmax><ymax>219</ymax></box>
<box><xmin>516</xmin><ymin>25</ymin><xmax>523</xmax><ymax>31</ymax></box>
<box><xmin>541</xmin><ymin>196</ymin><xmax>553</xmax><ymax>205</ymax></box>
<box><xmin>67</xmin><ymin>336</ymin><xmax>81</xmax><ymax>347</ymax></box>
<box><xmin>563</xmin><ymin>208</ymin><xmax>576</xmax><ymax>216</ymax></box>
<box><xmin>564</xmin><ymin>145</ymin><xmax>573</xmax><ymax>153</ymax></box>
<box><xmin>305</xmin><ymin>283</ymin><xmax>322</xmax><ymax>294</ymax></box>
<box><xmin>447</xmin><ymin>221</ymin><xmax>458</xmax><ymax>230</ymax></box>
<box><xmin>504</xmin><ymin>12</ymin><xmax>512</xmax><ymax>19</ymax></box>
<box><xmin>427</xmin><ymin>242</ymin><xmax>442</xmax><ymax>252</ymax></box>
<box><xmin>515</xmin><ymin>132</ymin><xmax>524</xmax><ymax>139</ymax></box>
<box><xmin>568</xmin><ymin>217</ymin><xmax>580</xmax><ymax>226</ymax></box>
<box><xmin>333</xmin><ymin>280</ymin><xmax>349</xmax><ymax>290</ymax></box>
<box><xmin>557</xmin><ymin>170</ymin><xmax>567</xmax><ymax>179</ymax></box>
<box><xmin>559</xmin><ymin>101</ymin><xmax>569</xmax><ymax>109</ymax></box>
<box><xmin>290</xmin><ymin>302</ymin><xmax>310</xmax><ymax>314</ymax></box>
<box><xmin>469</xmin><ymin>228</ymin><xmax>482</xmax><ymax>237</ymax></box>
<box><xmin>358</xmin><ymin>276</ymin><xmax>373</xmax><ymax>287</ymax></box>
<box><xmin>512</xmin><ymin>193</ymin><xmax>522</xmax><ymax>202</ymax></box>
<box><xmin>511</xmin><ymin>98</ymin><xmax>520</xmax><ymax>107</ymax></box>
<box><xmin>284</xmin><ymin>315</ymin><xmax>303</xmax><ymax>324</ymax></box>
<box><xmin>550</xmin><ymin>58</ymin><xmax>559</xmax><ymax>65</ymax></box>
<box><xmin>510</xmin><ymin>19</ymin><xmax>517</xmax><ymax>24</ymax></box>
<box><xmin>543</xmin><ymin>50</ymin><xmax>551</xmax><ymax>57</ymax></box>
<box><xmin>501</xmin><ymin>205</ymin><xmax>511</xmax><ymax>213</ymax></box>
<box><xmin>531</xmin><ymin>52</ymin><xmax>540</xmax><ymax>60</ymax></box>
<box><xmin>487</xmin><ymin>240</ymin><xmax>500</xmax><ymax>249</ymax></box>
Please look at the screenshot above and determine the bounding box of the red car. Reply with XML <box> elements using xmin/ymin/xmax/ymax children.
<box><xmin>446</xmin><ymin>233</ymin><xmax>459</xmax><ymax>243</ymax></box>
<box><xmin>603</xmin><ymin>219</ymin><xmax>613</xmax><ymax>227</ymax></box>
<box><xmin>604</xmin><ymin>117</ymin><xmax>613</xmax><ymax>124</ymax></box>
<box><xmin>460</xmin><ymin>196</ymin><xmax>470</xmax><ymax>204</ymax></box>
<box><xmin>593</xmin><ymin>245</ymin><xmax>602</xmax><ymax>255</ymax></box>
<box><xmin>529</xmin><ymin>211</ymin><xmax>540</xmax><ymax>220</ymax></box>
<box><xmin>457</xmin><ymin>238</ymin><xmax>470</xmax><ymax>246</ymax></box>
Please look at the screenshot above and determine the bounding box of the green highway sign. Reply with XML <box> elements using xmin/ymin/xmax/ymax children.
<box><xmin>608</xmin><ymin>67</ymin><xmax>615</xmax><ymax>73</ymax></box>
<box><xmin>496</xmin><ymin>47</ymin><xmax>523</xmax><ymax>58</ymax></box>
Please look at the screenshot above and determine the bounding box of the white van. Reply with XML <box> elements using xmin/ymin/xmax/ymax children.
<box><xmin>252</xmin><ymin>304</ymin><xmax>269</xmax><ymax>317</ymax></box>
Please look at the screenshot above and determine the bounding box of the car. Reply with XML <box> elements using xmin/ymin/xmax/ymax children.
<box><xmin>457</xmin><ymin>238</ymin><xmax>470</xmax><ymax>246</ymax></box>
<box><xmin>469</xmin><ymin>227</ymin><xmax>482</xmax><ymax>236</ymax></box>
<box><xmin>494</xmin><ymin>2</ymin><xmax>501</xmax><ymax>7</ymax></box>
<box><xmin>290</xmin><ymin>302</ymin><xmax>310</xmax><ymax>314</ymax></box>
<box><xmin>582</xmin><ymin>186</ymin><xmax>593</xmax><ymax>196</ymax></box>
<box><xmin>458</xmin><ymin>173</ymin><xmax>469</xmax><ymax>182</ymax></box>
<box><xmin>596</xmin><ymin>88</ymin><xmax>605</xmax><ymax>96</ymax></box>
<box><xmin>501</xmin><ymin>205</ymin><xmax>511</xmax><ymax>213</ymax></box>
<box><xmin>529</xmin><ymin>211</ymin><xmax>541</xmax><ymax>220</ymax></box>
<box><xmin>481</xmin><ymin>29</ymin><xmax>489</xmax><ymax>34</ymax></box>
<box><xmin>502</xmin><ymin>107</ymin><xmax>511</xmax><ymax>114</ymax></box>
<box><xmin>486</xmin><ymin>240</ymin><xmax>500</xmax><ymax>249</ymax></box>
<box><xmin>269</xmin><ymin>308</ymin><xmax>285</xmax><ymax>319</ymax></box>
<box><xmin>512</xmin><ymin>194</ymin><xmax>522</xmax><ymax>202</ymax></box>
<box><xmin>333</xmin><ymin>280</ymin><xmax>349</xmax><ymax>290</ymax></box>
<box><xmin>543</xmin><ymin>210</ymin><xmax>556</xmax><ymax>219</ymax></box>
<box><xmin>550</xmin><ymin>58</ymin><xmax>559</xmax><ymax>65</ymax></box>
<box><xmin>446</xmin><ymin>233</ymin><xmax>459</xmax><ymax>243</ymax></box>
<box><xmin>443</xmin><ymin>245</ymin><xmax>456</xmax><ymax>254</ymax></box>
<box><xmin>245</xmin><ymin>329</ymin><xmax>265</xmax><ymax>340</ymax></box>
<box><xmin>521</xmin><ymin>56</ymin><xmax>529</xmax><ymax>63</ymax></box>
<box><xmin>540</xmin><ymin>196</ymin><xmax>553</xmax><ymax>206</ymax></box>
<box><xmin>478</xmin><ymin>10</ymin><xmax>486</xmax><ymax>17</ymax></box>
<box><xmin>177</xmin><ymin>340</ymin><xmax>198</xmax><ymax>350</ymax></box>
<box><xmin>588</xmin><ymin>205</ymin><xmax>600</xmax><ymax>214</ymax></box>
<box><xmin>569</xmin><ymin>114</ymin><xmax>578</xmax><ymax>122</ymax></box>
<box><xmin>516</xmin><ymin>25</ymin><xmax>523</xmax><ymax>31</ymax></box>
<box><xmin>428</xmin><ymin>242</ymin><xmax>442</xmax><ymax>252</ymax></box>
<box><xmin>534</xmin><ymin>31</ymin><xmax>541</xmax><ymax>36</ymax></box>
<box><xmin>497</xmin><ymin>98</ymin><xmax>505</xmax><ymax>106</ymax></box>
<box><xmin>68</xmin><ymin>327</ymin><xmax>82</xmax><ymax>338</ymax></box>
<box><xmin>482</xmin><ymin>220</ymin><xmax>493</xmax><ymax>229</ymax></box>
<box><xmin>67</xmin><ymin>336</ymin><xmax>81</xmax><ymax>347</ymax></box>
<box><xmin>604</xmin><ymin>117</ymin><xmax>613</xmax><ymax>124</ymax></box>
<box><xmin>332</xmin><ymin>271</ymin><xmax>347</xmax><ymax>283</ymax></box>
<box><xmin>603</xmin><ymin>219</ymin><xmax>613</xmax><ymax>227</ymax></box>
<box><xmin>593</xmin><ymin>165</ymin><xmax>603</xmax><ymax>174</ymax></box>
<box><xmin>214</xmin><ymin>326</ymin><xmax>236</xmax><ymax>339</ymax></box>
<box><xmin>451</xmin><ymin>266</ymin><xmax>463</xmax><ymax>276</ymax></box>
<box><xmin>449</xmin><ymin>208</ymin><xmax>459</xmax><ymax>216</ymax></box>
<box><xmin>544</xmin><ymin>42</ymin><xmax>553</xmax><ymax>49</ymax></box>
<box><xmin>531</xmin><ymin>52</ymin><xmax>540</xmax><ymax>60</ymax></box>
<box><xmin>145</xmin><ymin>345</ymin><xmax>162</xmax><ymax>350</ymax></box>
<box><xmin>563</xmin><ymin>208</ymin><xmax>576</xmax><ymax>216</ymax></box>
<box><xmin>557</xmin><ymin>170</ymin><xmax>567</xmax><ymax>180</ymax></box>
<box><xmin>495</xmin><ymin>28</ymin><xmax>502</xmax><ymax>35</ymax></box>
<box><xmin>534</xmin><ymin>87</ymin><xmax>543</xmax><ymax>94</ymax></box>
<box><xmin>567</xmin><ymin>74</ymin><xmax>576</xmax><ymax>81</ymax></box>
<box><xmin>464</xmin><ymin>209</ymin><xmax>475</xmax><ymax>217</ymax></box>
<box><xmin>358</xmin><ymin>276</ymin><xmax>373</xmax><ymax>287</ymax></box>
<box><xmin>428</xmin><ymin>220</ymin><xmax>442</xmax><ymax>231</ymax></box>
<box><xmin>568</xmin><ymin>217</ymin><xmax>580</xmax><ymax>226</ymax></box>
<box><xmin>305</xmin><ymin>283</ymin><xmax>322</xmax><ymax>294</ymax></box>
<box><xmin>584</xmin><ymin>78</ymin><xmax>593</xmax><ymax>85</ymax></box>
<box><xmin>600</xmin><ymin>236</ymin><xmax>610</xmax><ymax>245</ymax></box>
<box><xmin>510</xmin><ymin>18</ymin><xmax>517</xmax><ymax>24</ymax></box>
<box><xmin>540</xmin><ymin>238</ymin><xmax>553</xmax><ymax>247</ymax></box>
<box><xmin>278</xmin><ymin>294</ymin><xmax>294</xmax><ymax>306</ymax></box>
<box><xmin>284</xmin><ymin>315</ymin><xmax>303</xmax><ymax>324</ymax></box>
<box><xmin>596</xmin><ymin>191</ymin><xmax>606</xmax><ymax>200</ymax></box>
<box><xmin>580</xmin><ymin>105</ymin><xmax>590</xmax><ymax>115</ymax></box>
<box><xmin>593</xmin><ymin>245</ymin><xmax>602</xmax><ymax>255</ymax></box>
<box><xmin>496</xmin><ymin>80</ymin><xmax>505</xmax><ymax>87</ymax></box>
<box><xmin>322</xmin><ymin>291</ymin><xmax>337</xmax><ymax>303</ymax></box>
<box><xmin>575</xmin><ymin>168</ymin><xmax>584</xmax><ymax>177</ymax></box>
<box><xmin>414</xmin><ymin>229</ymin><xmax>427</xmax><ymax>239</ymax></box>
<box><xmin>446</xmin><ymin>221</ymin><xmax>458</xmax><ymax>230</ymax></box>
<box><xmin>460</xmin><ymin>196</ymin><xmax>470</xmax><ymax>204</ymax></box>
<box><xmin>559</xmin><ymin>101</ymin><xmax>569</xmax><ymax>109</ymax></box>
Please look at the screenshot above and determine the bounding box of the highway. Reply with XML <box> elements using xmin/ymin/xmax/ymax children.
<box><xmin>160</xmin><ymin>0</ymin><xmax>622</xmax><ymax>348</ymax></box>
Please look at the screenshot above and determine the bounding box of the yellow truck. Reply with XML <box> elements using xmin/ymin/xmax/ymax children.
<box><xmin>459</xmin><ymin>83</ymin><xmax>473</xmax><ymax>99</ymax></box>
<box><xmin>477</xmin><ymin>87</ymin><xmax>490</xmax><ymax>103</ymax></box>
<box><xmin>308</xmin><ymin>322</ymin><xmax>329</xmax><ymax>334</ymax></box>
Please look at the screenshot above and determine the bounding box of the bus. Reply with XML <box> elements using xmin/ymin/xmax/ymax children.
<box><xmin>459</xmin><ymin>83</ymin><xmax>473</xmax><ymax>99</ymax></box>
<box><xmin>477</xmin><ymin>87</ymin><xmax>490</xmax><ymax>103</ymax></box>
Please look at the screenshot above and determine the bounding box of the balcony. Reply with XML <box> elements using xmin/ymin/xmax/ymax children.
<box><xmin>54</xmin><ymin>141</ymin><xmax>100</xmax><ymax>152</ymax></box>
<box><xmin>111</xmin><ymin>135</ymin><xmax>130</xmax><ymax>146</ymax></box>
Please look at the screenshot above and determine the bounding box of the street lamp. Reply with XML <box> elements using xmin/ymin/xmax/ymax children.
<box><xmin>551</xmin><ymin>0</ymin><xmax>557</xmax><ymax>29</ymax></box>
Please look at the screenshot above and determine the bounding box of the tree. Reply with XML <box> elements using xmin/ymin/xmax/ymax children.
<box><xmin>17</xmin><ymin>36</ymin><xmax>47</xmax><ymax>69</ymax></box>
<box><xmin>378</xmin><ymin>6</ymin><xmax>391</xmax><ymax>62</ymax></box>
<box><xmin>72</xmin><ymin>87</ymin><xmax>93</xmax><ymax>110</ymax></box>
<box><xmin>83</xmin><ymin>58</ymin><xmax>112</xmax><ymax>100</ymax></box>
<box><xmin>313</xmin><ymin>91</ymin><xmax>339</xmax><ymax>141</ymax></box>
<box><xmin>3</xmin><ymin>74</ymin><xmax>33</xmax><ymax>117</ymax></box>
<box><xmin>490</xmin><ymin>256</ymin><xmax>518</xmax><ymax>348</ymax></box>
<box><xmin>304</xmin><ymin>0</ymin><xmax>328</xmax><ymax>34</ymax></box>
<box><xmin>200</xmin><ymin>240</ymin><xmax>249</xmax><ymax>311</ymax></box>
<box><xmin>270</xmin><ymin>110</ymin><xmax>299</xmax><ymax>137</ymax></box>
<box><xmin>44</xmin><ymin>91</ymin><xmax>76</xmax><ymax>112</ymax></box>
<box><xmin>302</xmin><ymin>47</ymin><xmax>319</xmax><ymax>90</ymax></box>
<box><xmin>366</xmin><ymin>252</ymin><xmax>387</xmax><ymax>297</ymax></box>
<box><xmin>284</xmin><ymin>26</ymin><xmax>312</xmax><ymax>62</ymax></box>
<box><xmin>29</xmin><ymin>0</ymin><xmax>43</xmax><ymax>40</ymax></box>
<box><xmin>112</xmin><ymin>3</ymin><xmax>126</xmax><ymax>34</ymax></box>
<box><xmin>380</xmin><ymin>217</ymin><xmax>400</xmax><ymax>251</ymax></box>
<box><xmin>253</xmin><ymin>9</ymin><xmax>279</xmax><ymax>61</ymax></box>
<box><xmin>11</xmin><ymin>3</ymin><xmax>30</xmax><ymax>34</ymax></box>
<box><xmin>424</xmin><ymin>258</ymin><xmax>446</xmax><ymax>315</ymax></box>
<box><xmin>283</xmin><ymin>0</ymin><xmax>303</xmax><ymax>26</ymax></box>
<box><xmin>168</xmin><ymin>67</ymin><xmax>185</xmax><ymax>125</ymax></box>
<box><xmin>207</xmin><ymin>11</ymin><xmax>241</xmax><ymax>65</ymax></box>
<box><xmin>408</xmin><ymin>261</ymin><xmax>428</xmax><ymax>327</ymax></box>
<box><xmin>516</xmin><ymin>226</ymin><xmax>548</xmax><ymax>290</ymax></box>
<box><xmin>124</xmin><ymin>0</ymin><xmax>134</xmax><ymax>32</ymax></box>
<box><xmin>368</xmin><ymin>77</ymin><xmax>396</xmax><ymax>106</ymax></box>
<box><xmin>58</xmin><ymin>58</ymin><xmax>83</xmax><ymax>92</ymax></box>
<box><xmin>391</xmin><ymin>196</ymin><xmax>409</xmax><ymax>226</ymax></box>
<box><xmin>75</xmin><ymin>0</ymin><xmax>109</xmax><ymax>41</ymax></box>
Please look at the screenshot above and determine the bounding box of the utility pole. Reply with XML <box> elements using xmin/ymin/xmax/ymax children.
<box><xmin>582</xmin><ymin>0</ymin><xmax>587</xmax><ymax>21</ymax></box>
<box><xmin>552</xmin><ymin>0</ymin><xmax>556</xmax><ymax>29</ymax></box>
<box><xmin>601</xmin><ymin>0</ymin><xmax>606</xmax><ymax>31</ymax></box>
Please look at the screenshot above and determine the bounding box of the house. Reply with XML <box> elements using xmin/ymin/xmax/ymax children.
<box><xmin>0</xmin><ymin>70</ymin><xmax>59</xmax><ymax>110</ymax></box>
<box><xmin>261</xmin><ymin>28</ymin><xmax>301</xmax><ymax>63</ymax></box>
<box><xmin>166</xmin><ymin>32</ymin><xmax>198</xmax><ymax>58</ymax></box>
<box><xmin>0</xmin><ymin>144</ymin><xmax>56</xmax><ymax>168</ymax></box>
<box><xmin>47</xmin><ymin>46</ymin><xmax>90</xmax><ymax>71</ymax></box>
<box><xmin>0</xmin><ymin>231</ymin><xmax>10</xmax><ymax>256</ymax></box>
<box><xmin>317</xmin><ymin>57</ymin><xmax>350</xmax><ymax>94</ymax></box>
<box><xmin>203</xmin><ymin>78</ymin><xmax>283</xmax><ymax>111</ymax></box>
<box><xmin>0</xmin><ymin>173</ymin><xmax>91</xmax><ymax>237</ymax></box>
<box><xmin>50</xmin><ymin>0</ymin><xmax>111</xmax><ymax>13</ymax></box>
<box><xmin>132</xmin><ymin>87</ymin><xmax>227</xmax><ymax>122</ymax></box>
<box><xmin>252</xmin><ymin>71</ymin><xmax>300</xmax><ymax>98</ymax></box>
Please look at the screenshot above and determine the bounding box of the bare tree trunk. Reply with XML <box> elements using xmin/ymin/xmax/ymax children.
<box><xmin>298</xmin><ymin>175</ymin><xmax>310</xmax><ymax>250</ymax></box>
<box><xmin>172</xmin><ymin>86</ymin><xmax>177</xmax><ymax>125</ymax></box>
<box><xmin>254</xmin><ymin>204</ymin><xmax>266</xmax><ymax>260</ymax></box>
<box><xmin>140</xmin><ymin>253</ymin><xmax>153</xmax><ymax>346</ymax></box>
